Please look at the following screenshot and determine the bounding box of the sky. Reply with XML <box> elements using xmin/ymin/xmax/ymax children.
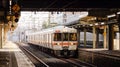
<box><xmin>8</xmin><ymin>11</ymin><xmax>88</xmax><ymax>42</ymax></box>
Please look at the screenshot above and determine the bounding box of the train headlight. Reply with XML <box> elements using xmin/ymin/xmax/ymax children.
<box><xmin>53</xmin><ymin>42</ymin><xmax>60</xmax><ymax>45</ymax></box>
<box><xmin>57</xmin><ymin>43</ymin><xmax>59</xmax><ymax>45</ymax></box>
<box><xmin>54</xmin><ymin>43</ymin><xmax>59</xmax><ymax>45</ymax></box>
<box><xmin>71</xmin><ymin>43</ymin><xmax>73</xmax><ymax>45</ymax></box>
<box><xmin>71</xmin><ymin>43</ymin><xmax>76</xmax><ymax>45</ymax></box>
<box><xmin>70</xmin><ymin>43</ymin><xmax>76</xmax><ymax>45</ymax></box>
<box><xmin>73</xmin><ymin>43</ymin><xmax>76</xmax><ymax>45</ymax></box>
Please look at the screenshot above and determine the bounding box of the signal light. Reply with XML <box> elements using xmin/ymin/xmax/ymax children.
<box><xmin>14</xmin><ymin>12</ymin><xmax>20</xmax><ymax>22</ymax></box>
<box><xmin>15</xmin><ymin>18</ymin><xmax>19</xmax><ymax>22</ymax></box>
<box><xmin>15</xmin><ymin>13</ymin><xmax>19</xmax><ymax>17</ymax></box>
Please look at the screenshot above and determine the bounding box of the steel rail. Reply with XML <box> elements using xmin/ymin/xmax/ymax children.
<box><xmin>19</xmin><ymin>45</ymin><xmax>49</xmax><ymax>67</ymax></box>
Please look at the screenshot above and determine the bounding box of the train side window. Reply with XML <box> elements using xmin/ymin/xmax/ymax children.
<box><xmin>54</xmin><ymin>33</ymin><xmax>61</xmax><ymax>41</ymax></box>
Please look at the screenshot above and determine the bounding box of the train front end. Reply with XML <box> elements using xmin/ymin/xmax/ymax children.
<box><xmin>53</xmin><ymin>27</ymin><xmax>78</xmax><ymax>57</ymax></box>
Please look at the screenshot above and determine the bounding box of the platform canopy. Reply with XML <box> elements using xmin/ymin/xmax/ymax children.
<box><xmin>0</xmin><ymin>0</ymin><xmax>120</xmax><ymax>27</ymax></box>
<box><xmin>1</xmin><ymin>0</ymin><xmax>120</xmax><ymax>17</ymax></box>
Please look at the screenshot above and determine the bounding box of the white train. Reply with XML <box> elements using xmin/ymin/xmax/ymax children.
<box><xmin>26</xmin><ymin>26</ymin><xmax>78</xmax><ymax>57</ymax></box>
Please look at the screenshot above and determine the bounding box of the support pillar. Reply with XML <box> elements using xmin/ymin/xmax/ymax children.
<box><xmin>119</xmin><ymin>24</ymin><xmax>120</xmax><ymax>50</ymax></box>
<box><xmin>0</xmin><ymin>24</ymin><xmax>4</xmax><ymax>48</ymax></box>
<box><xmin>117</xmin><ymin>14</ymin><xmax>120</xmax><ymax>50</ymax></box>
<box><xmin>93</xmin><ymin>26</ymin><xmax>96</xmax><ymax>48</ymax></box>
<box><xmin>103</xmin><ymin>26</ymin><xmax>107</xmax><ymax>48</ymax></box>
<box><xmin>19</xmin><ymin>32</ymin><xmax>21</xmax><ymax>42</ymax></box>
<box><xmin>77</xmin><ymin>29</ymin><xmax>80</xmax><ymax>47</ymax></box>
<box><xmin>96</xmin><ymin>28</ymin><xmax>99</xmax><ymax>48</ymax></box>
<box><xmin>4</xmin><ymin>24</ymin><xmax>9</xmax><ymax>45</ymax></box>
<box><xmin>118</xmin><ymin>23</ymin><xmax>120</xmax><ymax>50</ymax></box>
<box><xmin>84</xmin><ymin>28</ymin><xmax>86</xmax><ymax>47</ymax></box>
<box><xmin>108</xmin><ymin>24</ymin><xmax>114</xmax><ymax>50</ymax></box>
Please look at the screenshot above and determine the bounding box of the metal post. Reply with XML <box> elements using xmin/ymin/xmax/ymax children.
<box><xmin>48</xmin><ymin>12</ymin><xmax>50</xmax><ymax>27</ymax></box>
<box><xmin>0</xmin><ymin>24</ymin><xmax>4</xmax><ymax>48</ymax></box>
<box><xmin>103</xmin><ymin>26</ymin><xmax>107</xmax><ymax>48</ymax></box>
<box><xmin>77</xmin><ymin>29</ymin><xmax>80</xmax><ymax>47</ymax></box>
<box><xmin>19</xmin><ymin>32</ymin><xmax>21</xmax><ymax>42</ymax></box>
<box><xmin>108</xmin><ymin>24</ymin><xmax>114</xmax><ymax>50</ymax></box>
<box><xmin>3</xmin><ymin>24</ymin><xmax>8</xmax><ymax>45</ymax></box>
<box><xmin>93</xmin><ymin>26</ymin><xmax>96</xmax><ymax>49</ymax></box>
<box><xmin>119</xmin><ymin>24</ymin><xmax>120</xmax><ymax>50</ymax></box>
<box><xmin>96</xmin><ymin>28</ymin><xmax>99</xmax><ymax>48</ymax></box>
<box><xmin>116</xmin><ymin>14</ymin><xmax>120</xmax><ymax>50</ymax></box>
<box><xmin>84</xmin><ymin>28</ymin><xmax>86</xmax><ymax>47</ymax></box>
<box><xmin>2</xmin><ymin>25</ymin><xmax>4</xmax><ymax>48</ymax></box>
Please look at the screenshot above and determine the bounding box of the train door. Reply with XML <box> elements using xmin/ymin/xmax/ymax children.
<box><xmin>62</xmin><ymin>33</ymin><xmax>69</xmax><ymax>56</ymax></box>
<box><xmin>62</xmin><ymin>33</ymin><xmax>69</xmax><ymax>48</ymax></box>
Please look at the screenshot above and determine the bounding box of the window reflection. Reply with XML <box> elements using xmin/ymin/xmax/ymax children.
<box><xmin>54</xmin><ymin>33</ymin><xmax>61</xmax><ymax>41</ymax></box>
<box><xmin>63</xmin><ymin>33</ymin><xmax>69</xmax><ymax>41</ymax></box>
<box><xmin>69</xmin><ymin>33</ymin><xmax>77</xmax><ymax>41</ymax></box>
<box><xmin>54</xmin><ymin>33</ymin><xmax>77</xmax><ymax>41</ymax></box>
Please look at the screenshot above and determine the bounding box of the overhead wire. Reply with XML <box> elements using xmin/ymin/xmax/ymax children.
<box><xmin>46</xmin><ymin>0</ymin><xmax>57</xmax><ymax>8</ymax></box>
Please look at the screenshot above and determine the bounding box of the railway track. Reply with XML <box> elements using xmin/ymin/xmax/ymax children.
<box><xmin>17</xmin><ymin>43</ymin><xmax>49</xmax><ymax>67</ymax></box>
<box><xmin>17</xmin><ymin>43</ymin><xmax>97</xmax><ymax>67</ymax></box>
<box><xmin>61</xmin><ymin>58</ymin><xmax>97</xmax><ymax>67</ymax></box>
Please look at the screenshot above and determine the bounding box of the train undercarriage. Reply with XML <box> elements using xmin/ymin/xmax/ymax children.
<box><xmin>29</xmin><ymin>43</ymin><xmax>78</xmax><ymax>58</ymax></box>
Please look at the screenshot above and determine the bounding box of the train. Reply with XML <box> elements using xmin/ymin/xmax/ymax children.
<box><xmin>26</xmin><ymin>26</ymin><xmax>78</xmax><ymax>57</ymax></box>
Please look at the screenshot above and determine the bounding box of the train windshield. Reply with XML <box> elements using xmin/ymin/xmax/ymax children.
<box><xmin>54</xmin><ymin>33</ymin><xmax>77</xmax><ymax>41</ymax></box>
<box><xmin>69</xmin><ymin>33</ymin><xmax>77</xmax><ymax>41</ymax></box>
<box><xmin>54</xmin><ymin>33</ymin><xmax>62</xmax><ymax>41</ymax></box>
<box><xmin>63</xmin><ymin>33</ymin><xmax>69</xmax><ymax>41</ymax></box>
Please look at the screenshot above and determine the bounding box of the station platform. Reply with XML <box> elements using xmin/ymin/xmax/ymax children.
<box><xmin>0</xmin><ymin>41</ymin><xmax>35</xmax><ymax>67</ymax></box>
<box><xmin>78</xmin><ymin>48</ymin><xmax>120</xmax><ymax>67</ymax></box>
<box><xmin>79</xmin><ymin>48</ymin><xmax>120</xmax><ymax>57</ymax></box>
